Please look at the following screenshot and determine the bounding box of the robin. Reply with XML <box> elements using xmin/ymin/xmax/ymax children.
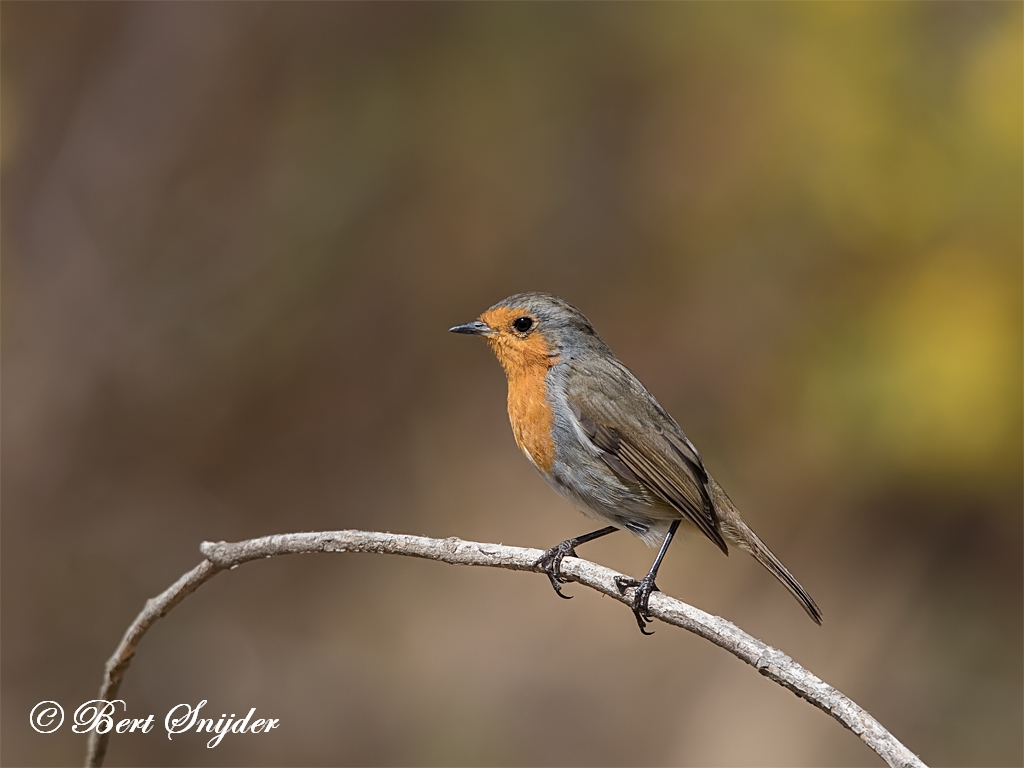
<box><xmin>451</xmin><ymin>292</ymin><xmax>822</xmax><ymax>634</ymax></box>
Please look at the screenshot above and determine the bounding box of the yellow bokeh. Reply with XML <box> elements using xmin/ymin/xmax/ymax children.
<box><xmin>965</xmin><ymin>5</ymin><xmax>1024</xmax><ymax>154</ymax></box>
<box><xmin>808</xmin><ymin>252</ymin><xmax>1021</xmax><ymax>480</ymax></box>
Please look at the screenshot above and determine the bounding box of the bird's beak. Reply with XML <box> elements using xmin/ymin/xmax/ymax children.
<box><xmin>449</xmin><ymin>320</ymin><xmax>493</xmax><ymax>336</ymax></box>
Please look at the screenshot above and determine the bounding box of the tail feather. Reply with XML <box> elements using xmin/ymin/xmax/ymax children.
<box><xmin>708</xmin><ymin>477</ymin><xmax>823</xmax><ymax>625</ymax></box>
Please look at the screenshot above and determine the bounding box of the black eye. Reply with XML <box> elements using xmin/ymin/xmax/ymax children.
<box><xmin>512</xmin><ymin>316</ymin><xmax>534</xmax><ymax>333</ymax></box>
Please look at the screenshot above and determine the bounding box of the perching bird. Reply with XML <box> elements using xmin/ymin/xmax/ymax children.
<box><xmin>451</xmin><ymin>292</ymin><xmax>821</xmax><ymax>634</ymax></box>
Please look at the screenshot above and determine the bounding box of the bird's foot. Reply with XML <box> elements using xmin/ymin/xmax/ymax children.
<box><xmin>533</xmin><ymin>540</ymin><xmax>579</xmax><ymax>599</ymax></box>
<box><xmin>614</xmin><ymin>574</ymin><xmax>659</xmax><ymax>635</ymax></box>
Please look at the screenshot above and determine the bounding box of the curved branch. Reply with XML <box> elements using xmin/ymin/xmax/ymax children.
<box><xmin>86</xmin><ymin>530</ymin><xmax>926</xmax><ymax>768</ymax></box>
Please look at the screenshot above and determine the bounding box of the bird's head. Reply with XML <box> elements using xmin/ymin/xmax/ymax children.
<box><xmin>449</xmin><ymin>292</ymin><xmax>606</xmax><ymax>378</ymax></box>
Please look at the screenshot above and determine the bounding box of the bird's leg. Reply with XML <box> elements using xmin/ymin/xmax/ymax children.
<box><xmin>534</xmin><ymin>526</ymin><xmax>619</xmax><ymax>599</ymax></box>
<box><xmin>614</xmin><ymin>519</ymin><xmax>682</xmax><ymax>635</ymax></box>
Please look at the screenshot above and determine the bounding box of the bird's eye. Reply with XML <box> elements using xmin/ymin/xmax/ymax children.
<box><xmin>512</xmin><ymin>316</ymin><xmax>534</xmax><ymax>334</ymax></box>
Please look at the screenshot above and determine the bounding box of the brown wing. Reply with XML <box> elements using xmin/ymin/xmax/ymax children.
<box><xmin>566</xmin><ymin>360</ymin><xmax>727</xmax><ymax>554</ymax></box>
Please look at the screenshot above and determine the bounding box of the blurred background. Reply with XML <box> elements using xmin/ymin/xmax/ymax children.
<box><xmin>2</xmin><ymin>3</ymin><xmax>1021</xmax><ymax>766</ymax></box>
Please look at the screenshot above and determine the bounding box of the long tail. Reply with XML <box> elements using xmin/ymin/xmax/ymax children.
<box><xmin>708</xmin><ymin>477</ymin><xmax>823</xmax><ymax>625</ymax></box>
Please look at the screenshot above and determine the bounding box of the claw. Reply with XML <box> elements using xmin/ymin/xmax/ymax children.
<box><xmin>533</xmin><ymin>540</ymin><xmax>579</xmax><ymax>599</ymax></box>
<box><xmin>551</xmin><ymin>579</ymin><xmax>573</xmax><ymax>599</ymax></box>
<box><xmin>614</xmin><ymin>575</ymin><xmax>639</xmax><ymax>595</ymax></box>
<box><xmin>614</xmin><ymin>574</ymin><xmax>659</xmax><ymax>635</ymax></box>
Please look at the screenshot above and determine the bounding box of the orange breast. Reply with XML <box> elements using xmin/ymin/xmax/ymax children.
<box><xmin>480</xmin><ymin>307</ymin><xmax>558</xmax><ymax>474</ymax></box>
<box><xmin>506</xmin><ymin>361</ymin><xmax>557</xmax><ymax>474</ymax></box>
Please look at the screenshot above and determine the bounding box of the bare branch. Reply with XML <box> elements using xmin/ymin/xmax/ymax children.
<box><xmin>87</xmin><ymin>530</ymin><xmax>926</xmax><ymax>768</ymax></box>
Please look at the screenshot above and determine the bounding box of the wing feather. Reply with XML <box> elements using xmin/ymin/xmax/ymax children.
<box><xmin>566</xmin><ymin>363</ymin><xmax>727</xmax><ymax>554</ymax></box>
